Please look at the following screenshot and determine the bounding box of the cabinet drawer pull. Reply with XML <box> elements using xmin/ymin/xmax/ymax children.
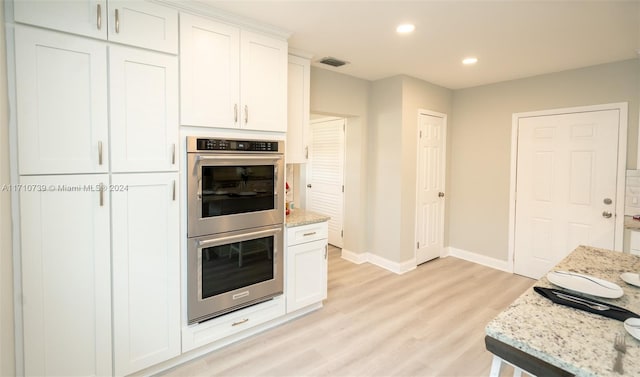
<box><xmin>232</xmin><ymin>318</ymin><xmax>249</xmax><ymax>327</ymax></box>
<box><xmin>303</xmin><ymin>232</ymin><xmax>317</xmax><ymax>237</ymax></box>
<box><xmin>244</xmin><ymin>105</ymin><xmax>248</xmax><ymax>125</ymax></box>
<box><xmin>99</xmin><ymin>183</ymin><xmax>104</xmax><ymax>207</ymax></box>
<box><xmin>98</xmin><ymin>141</ymin><xmax>103</xmax><ymax>165</ymax></box>
<box><xmin>172</xmin><ymin>144</ymin><xmax>176</xmax><ymax>165</ymax></box>
<box><xmin>115</xmin><ymin>9</ymin><xmax>120</xmax><ymax>33</ymax></box>
<box><xmin>97</xmin><ymin>4</ymin><xmax>102</xmax><ymax>30</ymax></box>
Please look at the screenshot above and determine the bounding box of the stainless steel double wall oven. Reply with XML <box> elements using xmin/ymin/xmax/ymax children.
<box><xmin>186</xmin><ymin>137</ymin><xmax>285</xmax><ymax>324</ymax></box>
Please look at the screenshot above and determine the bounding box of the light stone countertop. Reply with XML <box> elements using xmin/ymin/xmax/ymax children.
<box><xmin>285</xmin><ymin>209</ymin><xmax>330</xmax><ymax>228</ymax></box>
<box><xmin>486</xmin><ymin>245</ymin><xmax>640</xmax><ymax>377</ymax></box>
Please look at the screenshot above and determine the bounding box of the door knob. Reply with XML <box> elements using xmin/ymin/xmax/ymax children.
<box><xmin>307</xmin><ymin>184</ymin><xmax>312</xmax><ymax>188</ymax></box>
<box><xmin>602</xmin><ymin>211</ymin><xmax>613</xmax><ymax>218</ymax></box>
<box><xmin>438</xmin><ymin>192</ymin><xmax>445</xmax><ymax>198</ymax></box>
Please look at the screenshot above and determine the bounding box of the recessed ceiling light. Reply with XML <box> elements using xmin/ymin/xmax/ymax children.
<box><xmin>396</xmin><ymin>24</ymin><xmax>415</xmax><ymax>34</ymax></box>
<box><xmin>462</xmin><ymin>57</ymin><xmax>478</xmax><ymax>65</ymax></box>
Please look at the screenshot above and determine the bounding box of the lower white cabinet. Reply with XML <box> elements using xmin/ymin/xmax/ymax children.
<box><xmin>111</xmin><ymin>173</ymin><xmax>180</xmax><ymax>375</ymax></box>
<box><xmin>19</xmin><ymin>174</ymin><xmax>112</xmax><ymax>377</ymax></box>
<box><xmin>286</xmin><ymin>222</ymin><xmax>328</xmax><ymax>313</ymax></box>
<box><xmin>631</xmin><ymin>230</ymin><xmax>640</xmax><ymax>255</ymax></box>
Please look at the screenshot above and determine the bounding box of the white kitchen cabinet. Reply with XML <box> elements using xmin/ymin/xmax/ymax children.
<box><xmin>630</xmin><ymin>230</ymin><xmax>640</xmax><ymax>255</ymax></box>
<box><xmin>286</xmin><ymin>222</ymin><xmax>328</xmax><ymax>313</ymax></box>
<box><xmin>179</xmin><ymin>13</ymin><xmax>287</xmax><ymax>132</ymax></box>
<box><xmin>287</xmin><ymin>54</ymin><xmax>311</xmax><ymax>163</ymax></box>
<box><xmin>15</xmin><ymin>25</ymin><xmax>109</xmax><ymax>175</ymax></box>
<box><xmin>179</xmin><ymin>13</ymin><xmax>240</xmax><ymax>128</ymax></box>
<box><xmin>109</xmin><ymin>46</ymin><xmax>178</xmax><ymax>172</ymax></box>
<box><xmin>19</xmin><ymin>174</ymin><xmax>112</xmax><ymax>377</ymax></box>
<box><xmin>240</xmin><ymin>30</ymin><xmax>288</xmax><ymax>132</ymax></box>
<box><xmin>111</xmin><ymin>173</ymin><xmax>180</xmax><ymax>375</ymax></box>
<box><xmin>13</xmin><ymin>0</ymin><xmax>178</xmax><ymax>53</ymax></box>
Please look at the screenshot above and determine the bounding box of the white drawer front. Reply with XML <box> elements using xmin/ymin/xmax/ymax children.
<box><xmin>287</xmin><ymin>222</ymin><xmax>328</xmax><ymax>246</ymax></box>
<box><xmin>181</xmin><ymin>296</ymin><xmax>285</xmax><ymax>353</ymax></box>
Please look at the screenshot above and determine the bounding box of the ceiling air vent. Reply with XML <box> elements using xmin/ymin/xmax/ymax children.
<box><xmin>318</xmin><ymin>57</ymin><xmax>348</xmax><ymax>68</ymax></box>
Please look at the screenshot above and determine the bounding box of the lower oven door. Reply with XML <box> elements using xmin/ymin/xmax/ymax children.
<box><xmin>187</xmin><ymin>224</ymin><xmax>284</xmax><ymax>324</ymax></box>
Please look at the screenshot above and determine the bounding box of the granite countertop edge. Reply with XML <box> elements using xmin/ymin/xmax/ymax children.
<box><xmin>285</xmin><ymin>209</ymin><xmax>330</xmax><ymax>228</ymax></box>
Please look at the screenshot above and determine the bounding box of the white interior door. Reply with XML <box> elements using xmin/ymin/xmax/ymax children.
<box><xmin>306</xmin><ymin>118</ymin><xmax>345</xmax><ymax>248</ymax></box>
<box><xmin>416</xmin><ymin>112</ymin><xmax>446</xmax><ymax>265</ymax></box>
<box><xmin>514</xmin><ymin>109</ymin><xmax>620</xmax><ymax>279</ymax></box>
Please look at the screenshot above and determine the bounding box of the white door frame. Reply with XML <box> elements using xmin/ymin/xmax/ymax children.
<box><xmin>508</xmin><ymin>102</ymin><xmax>628</xmax><ymax>271</ymax></box>
<box><xmin>415</xmin><ymin>109</ymin><xmax>447</xmax><ymax>264</ymax></box>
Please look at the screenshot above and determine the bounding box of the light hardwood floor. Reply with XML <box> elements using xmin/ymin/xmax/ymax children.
<box><xmin>162</xmin><ymin>247</ymin><xmax>534</xmax><ymax>377</ymax></box>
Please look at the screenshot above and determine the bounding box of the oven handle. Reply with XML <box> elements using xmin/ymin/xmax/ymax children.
<box><xmin>197</xmin><ymin>228</ymin><xmax>282</xmax><ymax>248</ymax></box>
<box><xmin>196</xmin><ymin>155</ymin><xmax>282</xmax><ymax>162</ymax></box>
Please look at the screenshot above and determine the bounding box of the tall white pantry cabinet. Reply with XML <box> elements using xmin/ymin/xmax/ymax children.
<box><xmin>11</xmin><ymin>1</ymin><xmax>180</xmax><ymax>376</ymax></box>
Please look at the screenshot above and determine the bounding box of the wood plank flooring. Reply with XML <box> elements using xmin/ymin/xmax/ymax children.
<box><xmin>162</xmin><ymin>247</ymin><xmax>534</xmax><ymax>377</ymax></box>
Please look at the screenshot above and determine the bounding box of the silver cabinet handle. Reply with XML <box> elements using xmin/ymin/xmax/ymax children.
<box><xmin>172</xmin><ymin>180</ymin><xmax>176</xmax><ymax>201</ymax></box>
<box><xmin>172</xmin><ymin>144</ymin><xmax>176</xmax><ymax>165</ymax></box>
<box><xmin>325</xmin><ymin>244</ymin><xmax>328</xmax><ymax>259</ymax></box>
<box><xmin>232</xmin><ymin>318</ymin><xmax>249</xmax><ymax>327</ymax></box>
<box><xmin>115</xmin><ymin>9</ymin><xmax>120</xmax><ymax>33</ymax></box>
<box><xmin>98</xmin><ymin>141</ymin><xmax>103</xmax><ymax>165</ymax></box>
<box><xmin>97</xmin><ymin>3</ymin><xmax>102</xmax><ymax>30</ymax></box>
<box><xmin>99</xmin><ymin>183</ymin><xmax>104</xmax><ymax>206</ymax></box>
<box><xmin>234</xmin><ymin>104</ymin><xmax>238</xmax><ymax>124</ymax></box>
<box><xmin>305</xmin><ymin>146</ymin><xmax>309</xmax><ymax>159</ymax></box>
<box><xmin>303</xmin><ymin>232</ymin><xmax>317</xmax><ymax>237</ymax></box>
<box><xmin>244</xmin><ymin>105</ymin><xmax>248</xmax><ymax>125</ymax></box>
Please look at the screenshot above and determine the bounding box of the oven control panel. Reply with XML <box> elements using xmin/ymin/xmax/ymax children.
<box><xmin>193</xmin><ymin>138</ymin><xmax>280</xmax><ymax>152</ymax></box>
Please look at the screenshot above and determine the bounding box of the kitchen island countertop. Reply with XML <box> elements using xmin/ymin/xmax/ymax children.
<box><xmin>285</xmin><ymin>209</ymin><xmax>330</xmax><ymax>228</ymax></box>
<box><xmin>486</xmin><ymin>245</ymin><xmax>640</xmax><ymax>376</ymax></box>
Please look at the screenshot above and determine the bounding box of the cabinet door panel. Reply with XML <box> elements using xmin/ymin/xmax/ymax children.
<box><xmin>14</xmin><ymin>0</ymin><xmax>107</xmax><ymax>40</ymax></box>
<box><xmin>179</xmin><ymin>13</ymin><xmax>240</xmax><ymax>128</ymax></box>
<box><xmin>20</xmin><ymin>175</ymin><xmax>111</xmax><ymax>377</ymax></box>
<box><xmin>15</xmin><ymin>26</ymin><xmax>108</xmax><ymax>174</ymax></box>
<box><xmin>286</xmin><ymin>238</ymin><xmax>328</xmax><ymax>313</ymax></box>
<box><xmin>112</xmin><ymin>173</ymin><xmax>180</xmax><ymax>375</ymax></box>
<box><xmin>241</xmin><ymin>31</ymin><xmax>287</xmax><ymax>132</ymax></box>
<box><xmin>107</xmin><ymin>0</ymin><xmax>178</xmax><ymax>53</ymax></box>
<box><xmin>109</xmin><ymin>46</ymin><xmax>178</xmax><ymax>172</ymax></box>
<box><xmin>287</xmin><ymin>55</ymin><xmax>310</xmax><ymax>163</ymax></box>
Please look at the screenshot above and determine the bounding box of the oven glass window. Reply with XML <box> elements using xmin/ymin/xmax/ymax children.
<box><xmin>201</xmin><ymin>236</ymin><xmax>274</xmax><ymax>298</ymax></box>
<box><xmin>201</xmin><ymin>165</ymin><xmax>275</xmax><ymax>217</ymax></box>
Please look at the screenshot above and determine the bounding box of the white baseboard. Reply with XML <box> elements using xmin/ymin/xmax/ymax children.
<box><xmin>446</xmin><ymin>247</ymin><xmax>512</xmax><ymax>273</ymax></box>
<box><xmin>341</xmin><ymin>249</ymin><xmax>415</xmax><ymax>275</ymax></box>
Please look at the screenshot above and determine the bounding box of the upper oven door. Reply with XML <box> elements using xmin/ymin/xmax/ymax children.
<box><xmin>187</xmin><ymin>152</ymin><xmax>284</xmax><ymax>237</ymax></box>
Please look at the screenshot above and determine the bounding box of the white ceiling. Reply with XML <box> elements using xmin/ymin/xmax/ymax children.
<box><xmin>199</xmin><ymin>0</ymin><xmax>640</xmax><ymax>89</ymax></box>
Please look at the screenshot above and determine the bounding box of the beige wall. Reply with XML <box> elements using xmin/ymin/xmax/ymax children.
<box><xmin>368</xmin><ymin>77</ymin><xmax>403</xmax><ymax>260</ymax></box>
<box><xmin>0</xmin><ymin>3</ymin><xmax>16</xmax><ymax>375</ymax></box>
<box><xmin>449</xmin><ymin>59</ymin><xmax>640</xmax><ymax>262</ymax></box>
<box><xmin>309</xmin><ymin>67</ymin><xmax>370</xmax><ymax>255</ymax></box>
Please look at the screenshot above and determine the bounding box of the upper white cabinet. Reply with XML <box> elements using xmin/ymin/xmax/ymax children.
<box><xmin>179</xmin><ymin>13</ymin><xmax>287</xmax><ymax>132</ymax></box>
<box><xmin>109</xmin><ymin>46</ymin><xmax>178</xmax><ymax>172</ymax></box>
<box><xmin>111</xmin><ymin>173</ymin><xmax>180</xmax><ymax>375</ymax></box>
<box><xmin>179</xmin><ymin>13</ymin><xmax>239</xmax><ymax>128</ymax></box>
<box><xmin>13</xmin><ymin>0</ymin><xmax>178</xmax><ymax>53</ymax></box>
<box><xmin>20</xmin><ymin>174</ymin><xmax>112</xmax><ymax>377</ymax></box>
<box><xmin>287</xmin><ymin>54</ymin><xmax>311</xmax><ymax>163</ymax></box>
<box><xmin>15</xmin><ymin>26</ymin><xmax>109</xmax><ymax>175</ymax></box>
